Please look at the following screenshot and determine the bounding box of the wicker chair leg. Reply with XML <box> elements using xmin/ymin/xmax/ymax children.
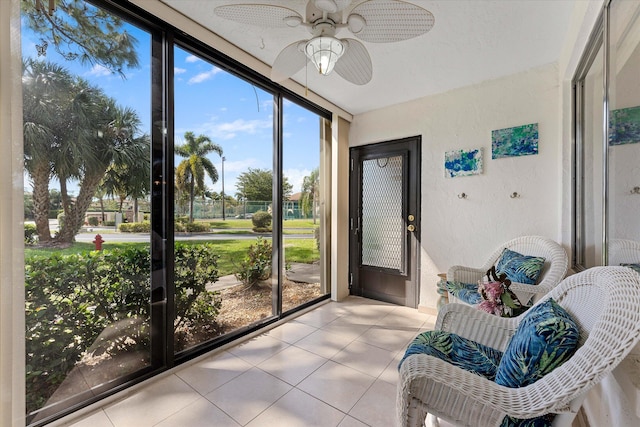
<box><xmin>406</xmin><ymin>398</ymin><xmax>427</xmax><ymax>427</ymax></box>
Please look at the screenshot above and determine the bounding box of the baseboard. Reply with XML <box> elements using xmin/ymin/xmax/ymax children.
<box><xmin>418</xmin><ymin>304</ymin><xmax>438</xmax><ymax>315</ymax></box>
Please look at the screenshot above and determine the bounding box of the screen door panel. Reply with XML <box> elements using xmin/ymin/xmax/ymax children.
<box><xmin>361</xmin><ymin>156</ymin><xmax>405</xmax><ymax>272</ymax></box>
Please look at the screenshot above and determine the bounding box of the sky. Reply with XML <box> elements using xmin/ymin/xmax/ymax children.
<box><xmin>21</xmin><ymin>7</ymin><xmax>321</xmax><ymax>199</ymax></box>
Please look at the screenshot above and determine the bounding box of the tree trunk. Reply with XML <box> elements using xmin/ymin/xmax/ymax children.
<box><xmin>57</xmin><ymin>172</ymin><xmax>104</xmax><ymax>244</ymax></box>
<box><xmin>189</xmin><ymin>176</ymin><xmax>195</xmax><ymax>223</ymax></box>
<box><xmin>99</xmin><ymin>197</ymin><xmax>105</xmax><ymax>222</ymax></box>
<box><xmin>133</xmin><ymin>197</ymin><xmax>139</xmax><ymax>221</ymax></box>
<box><xmin>31</xmin><ymin>161</ymin><xmax>52</xmax><ymax>243</ymax></box>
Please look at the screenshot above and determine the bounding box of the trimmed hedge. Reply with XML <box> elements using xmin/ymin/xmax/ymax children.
<box><xmin>119</xmin><ymin>221</ymin><xmax>151</xmax><ymax>233</ymax></box>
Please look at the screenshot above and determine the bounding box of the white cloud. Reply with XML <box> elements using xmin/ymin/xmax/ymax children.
<box><xmin>185</xmin><ymin>55</ymin><xmax>200</xmax><ymax>63</ymax></box>
<box><xmin>284</xmin><ymin>167</ymin><xmax>313</xmax><ymax>194</ymax></box>
<box><xmin>86</xmin><ymin>64</ymin><xmax>111</xmax><ymax>77</ymax></box>
<box><xmin>188</xmin><ymin>66</ymin><xmax>222</xmax><ymax>84</ymax></box>
<box><xmin>174</xmin><ymin>67</ymin><xmax>187</xmax><ymax>75</ymax></box>
<box><xmin>191</xmin><ymin>118</ymin><xmax>272</xmax><ymax>140</ymax></box>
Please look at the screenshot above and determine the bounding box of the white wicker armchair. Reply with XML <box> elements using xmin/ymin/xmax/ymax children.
<box><xmin>608</xmin><ymin>238</ymin><xmax>640</xmax><ymax>266</ymax></box>
<box><xmin>447</xmin><ymin>235</ymin><xmax>569</xmax><ymax>306</ymax></box>
<box><xmin>398</xmin><ymin>267</ymin><xmax>640</xmax><ymax>427</ymax></box>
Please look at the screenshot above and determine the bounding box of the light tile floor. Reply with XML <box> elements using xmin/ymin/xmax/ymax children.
<box><xmin>61</xmin><ymin>296</ymin><xmax>440</xmax><ymax>427</ymax></box>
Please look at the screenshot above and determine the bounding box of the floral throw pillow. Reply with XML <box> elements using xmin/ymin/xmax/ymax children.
<box><xmin>495</xmin><ymin>298</ymin><xmax>579</xmax><ymax>388</ymax></box>
<box><xmin>399</xmin><ymin>330</ymin><xmax>503</xmax><ymax>380</ymax></box>
<box><xmin>495</xmin><ymin>248</ymin><xmax>546</xmax><ymax>285</ymax></box>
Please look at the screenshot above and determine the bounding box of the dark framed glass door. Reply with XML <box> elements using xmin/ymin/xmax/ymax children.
<box><xmin>349</xmin><ymin>136</ymin><xmax>421</xmax><ymax>307</ymax></box>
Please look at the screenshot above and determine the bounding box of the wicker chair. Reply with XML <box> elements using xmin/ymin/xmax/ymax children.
<box><xmin>398</xmin><ymin>266</ymin><xmax>640</xmax><ymax>427</ymax></box>
<box><xmin>608</xmin><ymin>238</ymin><xmax>640</xmax><ymax>266</ymax></box>
<box><xmin>447</xmin><ymin>236</ymin><xmax>569</xmax><ymax>306</ymax></box>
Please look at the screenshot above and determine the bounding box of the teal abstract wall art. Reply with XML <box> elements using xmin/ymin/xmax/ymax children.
<box><xmin>491</xmin><ymin>123</ymin><xmax>539</xmax><ymax>159</ymax></box>
<box><xmin>444</xmin><ymin>148</ymin><xmax>483</xmax><ymax>178</ymax></box>
<box><xmin>609</xmin><ymin>106</ymin><xmax>640</xmax><ymax>146</ymax></box>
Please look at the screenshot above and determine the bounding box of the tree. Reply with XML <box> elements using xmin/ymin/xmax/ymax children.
<box><xmin>235</xmin><ymin>168</ymin><xmax>293</xmax><ymax>202</ymax></box>
<box><xmin>300</xmin><ymin>168</ymin><xmax>320</xmax><ymax>224</ymax></box>
<box><xmin>21</xmin><ymin>0</ymin><xmax>139</xmax><ymax>77</ymax></box>
<box><xmin>23</xmin><ymin>59</ymin><xmax>147</xmax><ymax>244</ymax></box>
<box><xmin>98</xmin><ymin>138</ymin><xmax>151</xmax><ymax>219</ymax></box>
<box><xmin>175</xmin><ymin>132</ymin><xmax>223</xmax><ymax>223</ymax></box>
<box><xmin>23</xmin><ymin>59</ymin><xmax>75</xmax><ymax>242</ymax></box>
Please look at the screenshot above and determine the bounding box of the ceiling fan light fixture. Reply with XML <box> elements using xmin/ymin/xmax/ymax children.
<box><xmin>305</xmin><ymin>36</ymin><xmax>344</xmax><ymax>75</ymax></box>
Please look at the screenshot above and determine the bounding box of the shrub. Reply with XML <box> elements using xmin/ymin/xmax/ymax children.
<box><xmin>235</xmin><ymin>237</ymin><xmax>272</xmax><ymax>285</ymax></box>
<box><xmin>176</xmin><ymin>215</ymin><xmax>189</xmax><ymax>224</ymax></box>
<box><xmin>119</xmin><ymin>221</ymin><xmax>151</xmax><ymax>233</ymax></box>
<box><xmin>251</xmin><ymin>211</ymin><xmax>272</xmax><ymax>231</ymax></box>
<box><xmin>185</xmin><ymin>222</ymin><xmax>210</xmax><ymax>233</ymax></box>
<box><xmin>25</xmin><ymin>223</ymin><xmax>38</xmax><ymax>245</ymax></box>
<box><xmin>56</xmin><ymin>212</ymin><xmax>65</xmax><ymax>229</ymax></box>
<box><xmin>104</xmin><ymin>220</ymin><xmax>115</xmax><ymax>226</ymax></box>
<box><xmin>87</xmin><ymin>216</ymin><xmax>99</xmax><ymax>226</ymax></box>
<box><xmin>24</xmin><ymin>244</ymin><xmax>221</xmax><ymax>414</ymax></box>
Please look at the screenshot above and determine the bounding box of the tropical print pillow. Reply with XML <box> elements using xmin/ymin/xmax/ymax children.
<box><xmin>500</xmin><ymin>414</ymin><xmax>554</xmax><ymax>427</ymax></box>
<box><xmin>398</xmin><ymin>330</ymin><xmax>502</xmax><ymax>380</ymax></box>
<box><xmin>495</xmin><ymin>248</ymin><xmax>546</xmax><ymax>285</ymax></box>
<box><xmin>444</xmin><ymin>280</ymin><xmax>482</xmax><ymax>305</ymax></box>
<box><xmin>494</xmin><ymin>298</ymin><xmax>578</xmax><ymax>427</ymax></box>
<box><xmin>621</xmin><ymin>263</ymin><xmax>640</xmax><ymax>274</ymax></box>
<box><xmin>495</xmin><ymin>298</ymin><xmax>579</xmax><ymax>388</ymax></box>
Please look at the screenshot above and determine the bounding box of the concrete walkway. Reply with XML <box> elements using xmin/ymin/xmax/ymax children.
<box><xmin>208</xmin><ymin>262</ymin><xmax>321</xmax><ymax>291</ymax></box>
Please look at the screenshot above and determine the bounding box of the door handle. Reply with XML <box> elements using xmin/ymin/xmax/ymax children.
<box><xmin>407</xmin><ymin>224</ymin><xmax>415</xmax><ymax>232</ymax></box>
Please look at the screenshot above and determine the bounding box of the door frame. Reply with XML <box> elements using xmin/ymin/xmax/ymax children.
<box><xmin>348</xmin><ymin>136</ymin><xmax>421</xmax><ymax>308</ymax></box>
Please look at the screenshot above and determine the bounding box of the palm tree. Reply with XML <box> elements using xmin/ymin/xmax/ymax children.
<box><xmin>301</xmin><ymin>168</ymin><xmax>320</xmax><ymax>224</ymax></box>
<box><xmin>50</xmin><ymin>91</ymin><xmax>146</xmax><ymax>243</ymax></box>
<box><xmin>22</xmin><ymin>59</ymin><xmax>75</xmax><ymax>243</ymax></box>
<box><xmin>175</xmin><ymin>132</ymin><xmax>223</xmax><ymax>223</ymax></box>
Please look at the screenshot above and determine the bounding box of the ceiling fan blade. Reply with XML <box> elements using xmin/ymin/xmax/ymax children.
<box><xmin>333</xmin><ymin>39</ymin><xmax>372</xmax><ymax>85</ymax></box>
<box><xmin>349</xmin><ymin>0</ymin><xmax>435</xmax><ymax>43</ymax></box>
<box><xmin>214</xmin><ymin>4</ymin><xmax>303</xmax><ymax>28</ymax></box>
<box><xmin>271</xmin><ymin>41</ymin><xmax>307</xmax><ymax>83</ymax></box>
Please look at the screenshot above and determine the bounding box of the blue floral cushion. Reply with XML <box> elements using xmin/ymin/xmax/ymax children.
<box><xmin>495</xmin><ymin>248</ymin><xmax>546</xmax><ymax>285</ymax></box>
<box><xmin>495</xmin><ymin>298</ymin><xmax>579</xmax><ymax>388</ymax></box>
<box><xmin>500</xmin><ymin>415</ymin><xmax>554</xmax><ymax>427</ymax></box>
<box><xmin>444</xmin><ymin>280</ymin><xmax>482</xmax><ymax>305</ymax></box>
<box><xmin>621</xmin><ymin>263</ymin><xmax>640</xmax><ymax>274</ymax></box>
<box><xmin>399</xmin><ymin>330</ymin><xmax>503</xmax><ymax>380</ymax></box>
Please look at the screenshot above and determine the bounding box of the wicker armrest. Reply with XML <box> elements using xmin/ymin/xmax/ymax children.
<box><xmin>447</xmin><ymin>265</ymin><xmax>485</xmax><ymax>284</ymax></box>
<box><xmin>436</xmin><ymin>303</ymin><xmax>517</xmax><ymax>350</ymax></box>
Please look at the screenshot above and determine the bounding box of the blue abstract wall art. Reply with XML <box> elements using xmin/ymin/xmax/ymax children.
<box><xmin>609</xmin><ymin>106</ymin><xmax>640</xmax><ymax>146</ymax></box>
<box><xmin>444</xmin><ymin>148</ymin><xmax>483</xmax><ymax>178</ymax></box>
<box><xmin>491</xmin><ymin>123</ymin><xmax>539</xmax><ymax>159</ymax></box>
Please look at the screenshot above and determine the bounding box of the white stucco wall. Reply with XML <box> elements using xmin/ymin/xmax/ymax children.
<box><xmin>349</xmin><ymin>63</ymin><xmax>563</xmax><ymax>311</ymax></box>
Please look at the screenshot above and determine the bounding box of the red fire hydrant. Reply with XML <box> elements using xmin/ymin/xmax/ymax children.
<box><xmin>93</xmin><ymin>234</ymin><xmax>105</xmax><ymax>251</ymax></box>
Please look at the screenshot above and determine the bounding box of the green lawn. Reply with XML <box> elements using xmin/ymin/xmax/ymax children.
<box><xmin>25</xmin><ymin>238</ymin><xmax>319</xmax><ymax>277</ymax></box>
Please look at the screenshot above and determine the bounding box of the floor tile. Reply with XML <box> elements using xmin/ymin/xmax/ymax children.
<box><xmin>227</xmin><ymin>334</ymin><xmax>289</xmax><ymax>366</ymax></box>
<box><xmin>356</xmin><ymin>324</ymin><xmax>419</xmax><ymax>352</ymax></box>
<box><xmin>295</xmin><ymin>306</ymin><xmax>343</xmax><ymax>328</ymax></box>
<box><xmin>379</xmin><ymin>350</ymin><xmax>403</xmax><ymax>386</ymax></box>
<box><xmin>66</xmin><ymin>410</ymin><xmax>114</xmax><ymax>427</ymax></box>
<box><xmin>204</xmin><ymin>367</ymin><xmax>292</xmax><ymax>426</ymax></box>
<box><xmin>337</xmin><ymin>415</ymin><xmax>369</xmax><ymax>427</ymax></box>
<box><xmin>154</xmin><ymin>397</ymin><xmax>239</xmax><ymax>427</ymax></box>
<box><xmin>246</xmin><ymin>388</ymin><xmax>345</xmax><ymax>427</ymax></box>
<box><xmin>266</xmin><ymin>320</ymin><xmax>318</xmax><ymax>344</ymax></box>
<box><xmin>297</xmin><ymin>361</ymin><xmax>375</xmax><ymax>413</ymax></box>
<box><xmin>349</xmin><ymin>379</ymin><xmax>397</xmax><ymax>427</ymax></box>
<box><xmin>104</xmin><ymin>375</ymin><xmax>200</xmax><ymax>427</ymax></box>
<box><xmin>258</xmin><ymin>345</ymin><xmax>328</xmax><ymax>385</ymax></box>
<box><xmin>294</xmin><ymin>329</ymin><xmax>355</xmax><ymax>359</ymax></box>
<box><xmin>322</xmin><ymin>316</ymin><xmax>372</xmax><ymax>341</ymax></box>
<box><xmin>332</xmin><ymin>340</ymin><xmax>396</xmax><ymax>378</ymax></box>
<box><xmin>175</xmin><ymin>350</ymin><xmax>252</xmax><ymax>395</ymax></box>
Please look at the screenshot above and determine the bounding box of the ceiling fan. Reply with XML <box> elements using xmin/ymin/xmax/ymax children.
<box><xmin>214</xmin><ymin>0</ymin><xmax>435</xmax><ymax>85</ymax></box>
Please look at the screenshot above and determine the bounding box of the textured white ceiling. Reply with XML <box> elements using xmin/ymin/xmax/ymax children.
<box><xmin>160</xmin><ymin>0</ymin><xmax>576</xmax><ymax>115</ymax></box>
